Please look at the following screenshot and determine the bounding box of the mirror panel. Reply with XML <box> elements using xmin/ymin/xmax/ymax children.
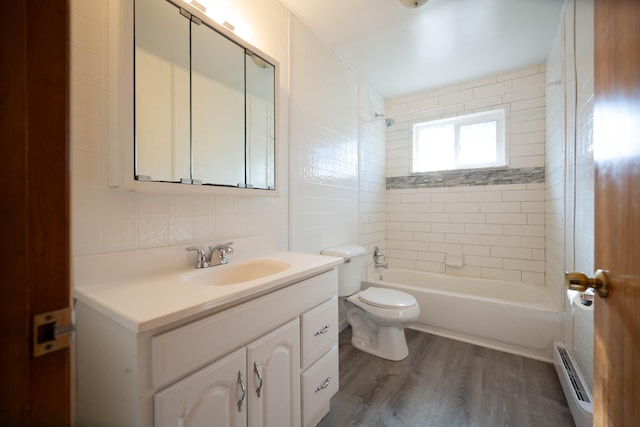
<box><xmin>246</xmin><ymin>52</ymin><xmax>276</xmax><ymax>190</ymax></box>
<box><xmin>191</xmin><ymin>20</ymin><xmax>246</xmax><ymax>187</ymax></box>
<box><xmin>133</xmin><ymin>0</ymin><xmax>277</xmax><ymax>190</ymax></box>
<box><xmin>134</xmin><ymin>0</ymin><xmax>190</xmax><ymax>182</ymax></box>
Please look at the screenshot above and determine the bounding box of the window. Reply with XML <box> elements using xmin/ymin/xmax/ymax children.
<box><xmin>411</xmin><ymin>110</ymin><xmax>505</xmax><ymax>173</ymax></box>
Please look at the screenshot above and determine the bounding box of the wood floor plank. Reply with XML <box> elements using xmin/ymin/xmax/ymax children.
<box><xmin>318</xmin><ymin>328</ymin><xmax>575</xmax><ymax>427</ymax></box>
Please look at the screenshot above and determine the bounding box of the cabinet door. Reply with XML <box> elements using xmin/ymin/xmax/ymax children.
<box><xmin>154</xmin><ymin>348</ymin><xmax>247</xmax><ymax>427</ymax></box>
<box><xmin>247</xmin><ymin>319</ymin><xmax>301</xmax><ymax>427</ymax></box>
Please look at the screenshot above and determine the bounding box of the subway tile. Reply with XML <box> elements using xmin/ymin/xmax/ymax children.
<box><xmin>502</xmin><ymin>189</ymin><xmax>545</xmax><ymax>202</ymax></box>
<box><xmin>464</xmin><ymin>191</ymin><xmax>502</xmax><ymax>202</ymax></box>
<box><xmin>503</xmin><ymin>224</ymin><xmax>545</xmax><ymax>237</ymax></box>
<box><xmin>402</xmin><ymin>222</ymin><xmax>432</xmax><ymax>232</ymax></box>
<box><xmin>464</xmin><ymin>255</ymin><xmax>502</xmax><ymax>268</ymax></box>
<box><xmin>417</xmin><ymin>213</ymin><xmax>450</xmax><ymax>223</ymax></box>
<box><xmin>414</xmin><ymin>232</ymin><xmax>446</xmax><ymax>243</ymax></box>
<box><xmin>486</xmin><ymin>213</ymin><xmax>527</xmax><ymax>225</ymax></box>
<box><xmin>429</xmin><ymin>242</ymin><xmax>463</xmax><ymax>254</ymax></box>
<box><xmin>503</xmin><ymin>259</ymin><xmax>545</xmax><ymax>273</ymax></box>
<box><xmin>445</xmin><ymin>233</ymin><xmax>480</xmax><ymax>245</ymax></box>
<box><xmin>414</xmin><ymin>203</ymin><xmax>446</xmax><ymax>213</ymax></box>
<box><xmin>480</xmin><ymin>235</ymin><xmax>521</xmax><ymax>247</ymax></box>
<box><xmin>400</xmin><ymin>240</ymin><xmax>430</xmax><ymax>251</ymax></box>
<box><xmin>450</xmin><ymin>213</ymin><xmax>486</xmax><ymax>224</ymax></box>
<box><xmin>521</xmin><ymin>236</ymin><xmax>545</xmax><ymax>249</ymax></box>
<box><xmin>480</xmin><ymin>202</ymin><xmax>522</xmax><ymax>213</ymax></box>
<box><xmin>462</xmin><ymin>244</ymin><xmax>491</xmax><ymax>256</ymax></box>
<box><xmin>481</xmin><ymin>268</ymin><xmax>522</xmax><ymax>282</ymax></box>
<box><xmin>389</xmin><ymin>248</ymin><xmax>418</xmax><ymax>260</ymax></box>
<box><xmin>491</xmin><ymin>246</ymin><xmax>532</xmax><ymax>260</ymax></box>
<box><xmin>445</xmin><ymin>202</ymin><xmax>480</xmax><ymax>213</ymax></box>
<box><xmin>431</xmin><ymin>223</ymin><xmax>466</xmax><ymax>233</ymax></box>
<box><xmin>445</xmin><ymin>265</ymin><xmax>483</xmax><ymax>277</ymax></box>
<box><xmin>416</xmin><ymin>252</ymin><xmax>444</xmax><ymax>263</ymax></box>
<box><xmin>415</xmin><ymin>261</ymin><xmax>446</xmax><ymax>273</ymax></box>
<box><xmin>465</xmin><ymin>223</ymin><xmax>503</xmax><ymax>235</ymax></box>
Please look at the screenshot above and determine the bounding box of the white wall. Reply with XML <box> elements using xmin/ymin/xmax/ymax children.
<box><xmin>288</xmin><ymin>18</ymin><xmax>360</xmax><ymax>254</ymax></box>
<box><xmin>382</xmin><ymin>67</ymin><xmax>547</xmax><ymax>284</ymax></box>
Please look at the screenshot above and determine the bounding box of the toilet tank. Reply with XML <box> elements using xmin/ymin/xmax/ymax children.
<box><xmin>321</xmin><ymin>245</ymin><xmax>366</xmax><ymax>297</ymax></box>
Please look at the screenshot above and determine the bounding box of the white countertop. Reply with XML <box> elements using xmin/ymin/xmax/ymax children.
<box><xmin>73</xmin><ymin>251</ymin><xmax>342</xmax><ymax>333</ymax></box>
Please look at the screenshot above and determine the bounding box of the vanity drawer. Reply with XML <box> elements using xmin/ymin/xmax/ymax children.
<box><xmin>301</xmin><ymin>297</ymin><xmax>338</xmax><ymax>369</ymax></box>
<box><xmin>301</xmin><ymin>346</ymin><xmax>339</xmax><ymax>427</ymax></box>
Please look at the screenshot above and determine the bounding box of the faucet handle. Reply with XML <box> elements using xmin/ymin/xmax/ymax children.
<box><xmin>186</xmin><ymin>247</ymin><xmax>209</xmax><ymax>269</ymax></box>
<box><xmin>224</xmin><ymin>241</ymin><xmax>234</xmax><ymax>254</ymax></box>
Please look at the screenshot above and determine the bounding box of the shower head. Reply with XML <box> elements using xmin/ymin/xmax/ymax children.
<box><xmin>386</xmin><ymin>118</ymin><xmax>396</xmax><ymax>127</ymax></box>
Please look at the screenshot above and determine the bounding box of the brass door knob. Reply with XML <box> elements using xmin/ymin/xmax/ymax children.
<box><xmin>565</xmin><ymin>269</ymin><xmax>609</xmax><ymax>298</ymax></box>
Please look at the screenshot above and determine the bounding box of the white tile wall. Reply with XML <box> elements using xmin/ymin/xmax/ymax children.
<box><xmin>384</xmin><ymin>68</ymin><xmax>547</xmax><ymax>284</ymax></box>
<box><xmin>288</xmin><ymin>17</ymin><xmax>360</xmax><ymax>254</ymax></box>
<box><xmin>360</xmin><ymin>82</ymin><xmax>387</xmax><ymax>270</ymax></box>
<box><xmin>385</xmin><ymin>183</ymin><xmax>546</xmax><ymax>283</ymax></box>
<box><xmin>70</xmin><ymin>0</ymin><xmax>290</xmax><ymax>263</ymax></box>
<box><xmin>547</xmin><ymin>0</ymin><xmax>595</xmax><ymax>393</ymax></box>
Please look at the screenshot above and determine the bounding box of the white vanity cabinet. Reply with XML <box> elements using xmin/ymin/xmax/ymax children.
<box><xmin>155</xmin><ymin>319</ymin><xmax>300</xmax><ymax>427</ymax></box>
<box><xmin>76</xmin><ymin>268</ymin><xmax>338</xmax><ymax>427</ymax></box>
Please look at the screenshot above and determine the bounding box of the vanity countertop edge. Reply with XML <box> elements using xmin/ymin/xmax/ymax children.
<box><xmin>73</xmin><ymin>251</ymin><xmax>343</xmax><ymax>333</ymax></box>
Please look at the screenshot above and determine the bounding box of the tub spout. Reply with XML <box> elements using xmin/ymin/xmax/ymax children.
<box><xmin>373</xmin><ymin>246</ymin><xmax>388</xmax><ymax>269</ymax></box>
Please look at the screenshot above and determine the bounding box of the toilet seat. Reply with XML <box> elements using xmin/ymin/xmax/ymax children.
<box><xmin>358</xmin><ymin>287</ymin><xmax>417</xmax><ymax>309</ymax></box>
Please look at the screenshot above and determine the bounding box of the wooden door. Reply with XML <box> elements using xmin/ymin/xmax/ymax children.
<box><xmin>0</xmin><ymin>0</ymin><xmax>70</xmax><ymax>425</ymax></box>
<box><xmin>154</xmin><ymin>347</ymin><xmax>247</xmax><ymax>427</ymax></box>
<box><xmin>247</xmin><ymin>319</ymin><xmax>301</xmax><ymax>427</ymax></box>
<box><xmin>593</xmin><ymin>0</ymin><xmax>640</xmax><ymax>424</ymax></box>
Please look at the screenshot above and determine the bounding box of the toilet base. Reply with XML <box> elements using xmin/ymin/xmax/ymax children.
<box><xmin>350</xmin><ymin>326</ymin><xmax>409</xmax><ymax>361</ymax></box>
<box><xmin>347</xmin><ymin>306</ymin><xmax>411</xmax><ymax>361</ymax></box>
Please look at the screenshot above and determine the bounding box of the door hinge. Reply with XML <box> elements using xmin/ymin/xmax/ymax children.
<box><xmin>33</xmin><ymin>307</ymin><xmax>74</xmax><ymax>357</ymax></box>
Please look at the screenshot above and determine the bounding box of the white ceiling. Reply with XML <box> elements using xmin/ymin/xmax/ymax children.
<box><xmin>280</xmin><ymin>0</ymin><xmax>565</xmax><ymax>99</ymax></box>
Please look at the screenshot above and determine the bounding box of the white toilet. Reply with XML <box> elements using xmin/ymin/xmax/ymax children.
<box><xmin>322</xmin><ymin>245</ymin><xmax>420</xmax><ymax>361</ymax></box>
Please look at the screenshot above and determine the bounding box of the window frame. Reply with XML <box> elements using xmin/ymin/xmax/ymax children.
<box><xmin>410</xmin><ymin>109</ymin><xmax>506</xmax><ymax>174</ymax></box>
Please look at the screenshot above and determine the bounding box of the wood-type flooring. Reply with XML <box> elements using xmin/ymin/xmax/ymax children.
<box><xmin>317</xmin><ymin>328</ymin><xmax>575</xmax><ymax>427</ymax></box>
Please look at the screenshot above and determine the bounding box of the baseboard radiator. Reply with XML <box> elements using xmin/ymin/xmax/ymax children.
<box><xmin>553</xmin><ymin>340</ymin><xmax>593</xmax><ymax>427</ymax></box>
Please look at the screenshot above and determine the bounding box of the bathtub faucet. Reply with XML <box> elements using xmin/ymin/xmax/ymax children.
<box><xmin>373</xmin><ymin>246</ymin><xmax>388</xmax><ymax>269</ymax></box>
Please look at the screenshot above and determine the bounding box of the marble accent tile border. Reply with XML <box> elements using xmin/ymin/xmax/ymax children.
<box><xmin>386</xmin><ymin>167</ymin><xmax>545</xmax><ymax>189</ymax></box>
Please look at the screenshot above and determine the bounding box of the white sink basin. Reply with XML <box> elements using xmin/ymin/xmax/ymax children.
<box><xmin>182</xmin><ymin>259</ymin><xmax>292</xmax><ymax>286</ymax></box>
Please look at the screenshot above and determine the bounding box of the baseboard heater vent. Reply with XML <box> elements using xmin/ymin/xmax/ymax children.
<box><xmin>553</xmin><ymin>340</ymin><xmax>593</xmax><ymax>427</ymax></box>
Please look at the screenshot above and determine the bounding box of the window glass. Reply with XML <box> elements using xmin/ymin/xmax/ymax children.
<box><xmin>411</xmin><ymin>110</ymin><xmax>505</xmax><ymax>173</ymax></box>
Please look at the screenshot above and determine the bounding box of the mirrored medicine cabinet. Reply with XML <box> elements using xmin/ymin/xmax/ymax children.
<box><xmin>109</xmin><ymin>0</ymin><xmax>277</xmax><ymax>192</ymax></box>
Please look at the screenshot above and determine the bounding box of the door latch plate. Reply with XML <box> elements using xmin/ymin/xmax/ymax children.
<box><xmin>33</xmin><ymin>307</ymin><xmax>74</xmax><ymax>357</ymax></box>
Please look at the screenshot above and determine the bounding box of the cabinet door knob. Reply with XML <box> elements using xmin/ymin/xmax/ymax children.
<box><xmin>565</xmin><ymin>269</ymin><xmax>609</xmax><ymax>298</ymax></box>
<box><xmin>254</xmin><ymin>362</ymin><xmax>263</xmax><ymax>398</ymax></box>
<box><xmin>237</xmin><ymin>371</ymin><xmax>246</xmax><ymax>412</ymax></box>
<box><xmin>314</xmin><ymin>325</ymin><xmax>329</xmax><ymax>336</ymax></box>
<box><xmin>315</xmin><ymin>377</ymin><xmax>331</xmax><ymax>393</ymax></box>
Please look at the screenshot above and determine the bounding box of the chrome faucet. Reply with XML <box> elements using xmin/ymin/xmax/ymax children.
<box><xmin>208</xmin><ymin>242</ymin><xmax>234</xmax><ymax>266</ymax></box>
<box><xmin>186</xmin><ymin>247</ymin><xmax>209</xmax><ymax>269</ymax></box>
<box><xmin>373</xmin><ymin>246</ymin><xmax>388</xmax><ymax>269</ymax></box>
<box><xmin>186</xmin><ymin>241</ymin><xmax>234</xmax><ymax>268</ymax></box>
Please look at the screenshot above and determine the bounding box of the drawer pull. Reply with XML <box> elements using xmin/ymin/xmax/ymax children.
<box><xmin>314</xmin><ymin>325</ymin><xmax>330</xmax><ymax>336</ymax></box>
<box><xmin>254</xmin><ymin>362</ymin><xmax>263</xmax><ymax>398</ymax></box>
<box><xmin>237</xmin><ymin>371</ymin><xmax>246</xmax><ymax>412</ymax></box>
<box><xmin>315</xmin><ymin>377</ymin><xmax>331</xmax><ymax>393</ymax></box>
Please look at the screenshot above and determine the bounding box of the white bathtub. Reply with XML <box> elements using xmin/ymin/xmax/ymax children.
<box><xmin>367</xmin><ymin>269</ymin><xmax>562</xmax><ymax>361</ymax></box>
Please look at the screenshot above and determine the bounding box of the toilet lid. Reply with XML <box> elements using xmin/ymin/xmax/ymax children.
<box><xmin>359</xmin><ymin>287</ymin><xmax>417</xmax><ymax>309</ymax></box>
